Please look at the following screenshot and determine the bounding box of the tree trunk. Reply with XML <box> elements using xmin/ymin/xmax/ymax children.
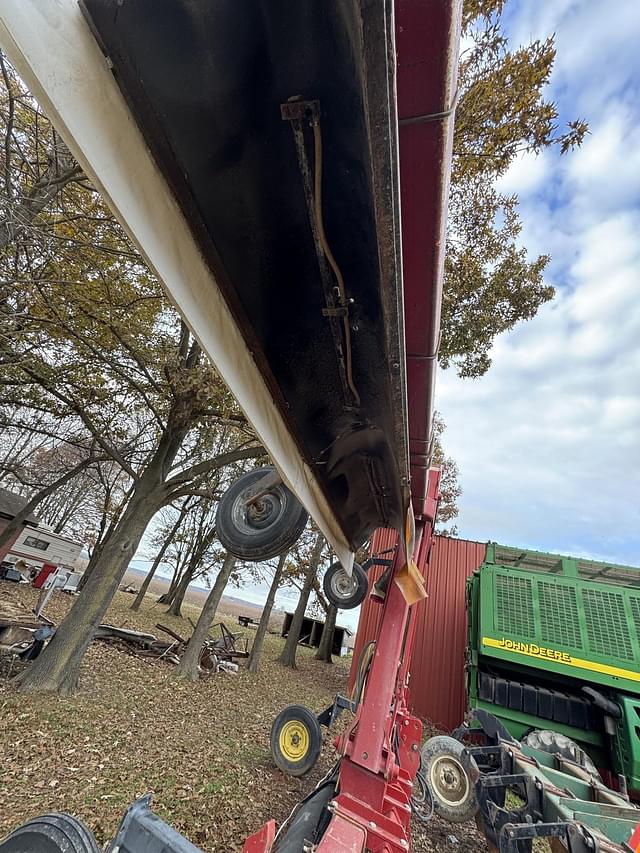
<box><xmin>131</xmin><ymin>509</ymin><xmax>186</xmax><ymax>612</ymax></box>
<box><xmin>166</xmin><ymin>523</ymin><xmax>216</xmax><ymax>617</ymax></box>
<box><xmin>247</xmin><ymin>552</ymin><xmax>287</xmax><ymax>674</ymax></box>
<box><xmin>176</xmin><ymin>552</ymin><xmax>236</xmax><ymax>681</ymax></box>
<box><xmin>77</xmin><ymin>494</ymin><xmax>122</xmax><ymax>592</ymax></box>
<box><xmin>166</xmin><ymin>564</ymin><xmax>195</xmax><ymax>618</ymax></box>
<box><xmin>279</xmin><ymin>533</ymin><xmax>324</xmax><ymax>669</ymax></box>
<box><xmin>15</xmin><ymin>486</ymin><xmax>159</xmax><ymax>695</ymax></box>
<box><xmin>77</xmin><ymin>538</ymin><xmax>103</xmax><ymax>592</ymax></box>
<box><xmin>315</xmin><ymin>604</ymin><xmax>338</xmax><ymax>663</ymax></box>
<box><xmin>131</xmin><ymin>543</ymin><xmax>170</xmax><ymax>612</ymax></box>
<box><xmin>157</xmin><ymin>563</ymin><xmax>183</xmax><ymax>604</ymax></box>
<box><xmin>157</xmin><ymin>549</ymin><xmax>190</xmax><ymax>604</ymax></box>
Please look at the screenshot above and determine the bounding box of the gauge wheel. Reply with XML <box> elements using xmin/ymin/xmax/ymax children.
<box><xmin>421</xmin><ymin>735</ymin><xmax>479</xmax><ymax>823</ymax></box>
<box><xmin>0</xmin><ymin>813</ymin><xmax>100</xmax><ymax>853</ymax></box>
<box><xmin>323</xmin><ymin>561</ymin><xmax>368</xmax><ymax>609</ymax></box>
<box><xmin>216</xmin><ymin>467</ymin><xmax>308</xmax><ymax>561</ymax></box>
<box><xmin>271</xmin><ymin>705</ymin><xmax>322</xmax><ymax>777</ymax></box>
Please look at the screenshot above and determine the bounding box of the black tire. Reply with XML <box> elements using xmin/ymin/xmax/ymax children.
<box><xmin>421</xmin><ymin>735</ymin><xmax>479</xmax><ymax>823</ymax></box>
<box><xmin>323</xmin><ymin>561</ymin><xmax>368</xmax><ymax>610</ymax></box>
<box><xmin>274</xmin><ymin>782</ymin><xmax>335</xmax><ymax>852</ymax></box>
<box><xmin>271</xmin><ymin>704</ymin><xmax>322</xmax><ymax>777</ymax></box>
<box><xmin>521</xmin><ymin>730</ymin><xmax>600</xmax><ymax>778</ymax></box>
<box><xmin>216</xmin><ymin>467</ymin><xmax>308</xmax><ymax>561</ymax></box>
<box><xmin>0</xmin><ymin>813</ymin><xmax>99</xmax><ymax>853</ymax></box>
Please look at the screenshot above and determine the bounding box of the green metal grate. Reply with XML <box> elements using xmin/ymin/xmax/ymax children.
<box><xmin>583</xmin><ymin>588</ymin><xmax>633</xmax><ymax>661</ymax></box>
<box><xmin>630</xmin><ymin>596</ymin><xmax>640</xmax><ymax>641</ymax></box>
<box><xmin>539</xmin><ymin>581</ymin><xmax>582</xmax><ymax>649</ymax></box>
<box><xmin>495</xmin><ymin>573</ymin><xmax>535</xmax><ymax>636</ymax></box>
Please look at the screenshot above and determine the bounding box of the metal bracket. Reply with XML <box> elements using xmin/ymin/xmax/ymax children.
<box><xmin>107</xmin><ymin>796</ymin><xmax>203</xmax><ymax>853</ymax></box>
<box><xmin>280</xmin><ymin>97</ymin><xmax>354</xmax><ymax>408</ymax></box>
<box><xmin>280</xmin><ymin>98</ymin><xmax>320</xmax><ymax>125</ymax></box>
<box><xmin>317</xmin><ymin>693</ymin><xmax>358</xmax><ymax>729</ymax></box>
<box><xmin>499</xmin><ymin>821</ymin><xmax>601</xmax><ymax>853</ymax></box>
<box><xmin>242</xmin><ymin>469</ymin><xmax>283</xmax><ymax>507</ymax></box>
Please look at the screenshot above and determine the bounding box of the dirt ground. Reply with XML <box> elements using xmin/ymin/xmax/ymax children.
<box><xmin>0</xmin><ymin>581</ymin><xmax>487</xmax><ymax>852</ymax></box>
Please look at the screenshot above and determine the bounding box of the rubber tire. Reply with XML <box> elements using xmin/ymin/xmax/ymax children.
<box><xmin>521</xmin><ymin>730</ymin><xmax>600</xmax><ymax>778</ymax></box>
<box><xmin>421</xmin><ymin>735</ymin><xmax>479</xmax><ymax>824</ymax></box>
<box><xmin>216</xmin><ymin>467</ymin><xmax>308</xmax><ymax>561</ymax></box>
<box><xmin>271</xmin><ymin>704</ymin><xmax>322</xmax><ymax>777</ymax></box>
<box><xmin>0</xmin><ymin>813</ymin><xmax>99</xmax><ymax>853</ymax></box>
<box><xmin>274</xmin><ymin>783</ymin><xmax>335</xmax><ymax>852</ymax></box>
<box><xmin>322</xmin><ymin>562</ymin><xmax>368</xmax><ymax>610</ymax></box>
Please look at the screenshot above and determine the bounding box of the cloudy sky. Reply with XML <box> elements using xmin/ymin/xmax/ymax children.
<box><xmin>436</xmin><ymin>0</ymin><xmax>640</xmax><ymax>565</ymax></box>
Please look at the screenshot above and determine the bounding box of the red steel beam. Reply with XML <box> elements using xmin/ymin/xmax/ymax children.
<box><xmin>397</xmin><ymin>0</ymin><xmax>461</xmax><ymax>518</ymax></box>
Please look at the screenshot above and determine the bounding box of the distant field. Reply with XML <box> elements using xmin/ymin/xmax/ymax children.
<box><xmin>121</xmin><ymin>567</ymin><xmax>285</xmax><ymax>631</ymax></box>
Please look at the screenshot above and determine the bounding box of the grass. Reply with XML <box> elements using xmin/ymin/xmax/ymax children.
<box><xmin>0</xmin><ymin>584</ymin><xmax>349</xmax><ymax>852</ymax></box>
<box><xmin>0</xmin><ymin>582</ymin><xmax>488</xmax><ymax>852</ymax></box>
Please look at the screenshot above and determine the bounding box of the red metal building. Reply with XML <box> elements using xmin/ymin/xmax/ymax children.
<box><xmin>349</xmin><ymin>532</ymin><xmax>486</xmax><ymax>732</ymax></box>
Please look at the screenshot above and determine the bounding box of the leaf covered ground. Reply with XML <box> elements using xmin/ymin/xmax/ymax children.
<box><xmin>0</xmin><ymin>582</ymin><xmax>487</xmax><ymax>852</ymax></box>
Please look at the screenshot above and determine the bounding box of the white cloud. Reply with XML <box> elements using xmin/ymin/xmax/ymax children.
<box><xmin>508</xmin><ymin>1</ymin><xmax>640</xmax><ymax>113</ymax></box>
<box><xmin>497</xmin><ymin>150</ymin><xmax>550</xmax><ymax>195</ymax></box>
<box><xmin>436</xmin><ymin>2</ymin><xmax>640</xmax><ymax>565</ymax></box>
<box><xmin>567</xmin><ymin>111</ymin><xmax>640</xmax><ymax>214</ymax></box>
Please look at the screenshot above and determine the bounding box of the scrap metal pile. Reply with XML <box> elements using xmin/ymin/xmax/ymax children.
<box><xmin>0</xmin><ymin>589</ymin><xmax>55</xmax><ymax>663</ymax></box>
<box><xmin>0</xmin><ymin>581</ymin><xmax>249</xmax><ymax>678</ymax></box>
<box><xmin>93</xmin><ymin>621</ymin><xmax>249</xmax><ymax>676</ymax></box>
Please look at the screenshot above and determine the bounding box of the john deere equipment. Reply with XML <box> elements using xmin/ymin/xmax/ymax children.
<box><xmin>467</xmin><ymin>543</ymin><xmax>640</xmax><ymax>795</ymax></box>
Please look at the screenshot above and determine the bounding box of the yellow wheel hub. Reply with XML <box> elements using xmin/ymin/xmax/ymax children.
<box><xmin>279</xmin><ymin>720</ymin><xmax>309</xmax><ymax>762</ymax></box>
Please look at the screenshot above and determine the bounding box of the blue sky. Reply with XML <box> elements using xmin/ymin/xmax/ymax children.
<box><xmin>436</xmin><ymin>0</ymin><xmax>640</xmax><ymax>565</ymax></box>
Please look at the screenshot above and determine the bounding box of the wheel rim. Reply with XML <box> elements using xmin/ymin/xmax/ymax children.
<box><xmin>329</xmin><ymin>566</ymin><xmax>357</xmax><ymax>601</ymax></box>
<box><xmin>279</xmin><ymin>720</ymin><xmax>310</xmax><ymax>762</ymax></box>
<box><xmin>231</xmin><ymin>485</ymin><xmax>287</xmax><ymax>537</ymax></box>
<box><xmin>429</xmin><ymin>754</ymin><xmax>469</xmax><ymax>806</ymax></box>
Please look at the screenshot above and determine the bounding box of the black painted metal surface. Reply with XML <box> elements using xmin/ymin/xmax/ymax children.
<box><xmin>81</xmin><ymin>0</ymin><xmax>406</xmax><ymax>549</ymax></box>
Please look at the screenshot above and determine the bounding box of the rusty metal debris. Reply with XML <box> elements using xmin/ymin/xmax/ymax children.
<box><xmin>93</xmin><ymin>620</ymin><xmax>249</xmax><ymax>677</ymax></box>
<box><xmin>0</xmin><ymin>586</ymin><xmax>55</xmax><ymax>664</ymax></box>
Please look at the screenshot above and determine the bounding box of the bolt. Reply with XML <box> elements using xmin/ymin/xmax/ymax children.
<box><xmin>369</xmin><ymin>821</ymin><xmax>377</xmax><ymax>830</ymax></box>
<box><xmin>362</xmin><ymin>752</ymin><xmax>368</xmax><ymax>759</ymax></box>
<box><xmin>403</xmin><ymin>719</ymin><xmax>409</xmax><ymax>726</ymax></box>
<box><xmin>509</xmin><ymin>830</ymin><xmax>515</xmax><ymax>838</ymax></box>
<box><xmin>411</xmin><ymin>743</ymin><xmax>418</xmax><ymax>751</ymax></box>
<box><xmin>400</xmin><ymin>840</ymin><xmax>409</xmax><ymax>849</ymax></box>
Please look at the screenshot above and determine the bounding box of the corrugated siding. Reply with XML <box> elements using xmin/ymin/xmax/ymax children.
<box><xmin>350</xmin><ymin>533</ymin><xmax>486</xmax><ymax>731</ymax></box>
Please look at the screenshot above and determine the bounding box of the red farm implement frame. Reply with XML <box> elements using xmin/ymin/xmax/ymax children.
<box><xmin>243</xmin><ymin>0</ymin><xmax>461</xmax><ymax>848</ymax></box>
<box><xmin>244</xmin><ymin>471</ymin><xmax>440</xmax><ymax>853</ymax></box>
